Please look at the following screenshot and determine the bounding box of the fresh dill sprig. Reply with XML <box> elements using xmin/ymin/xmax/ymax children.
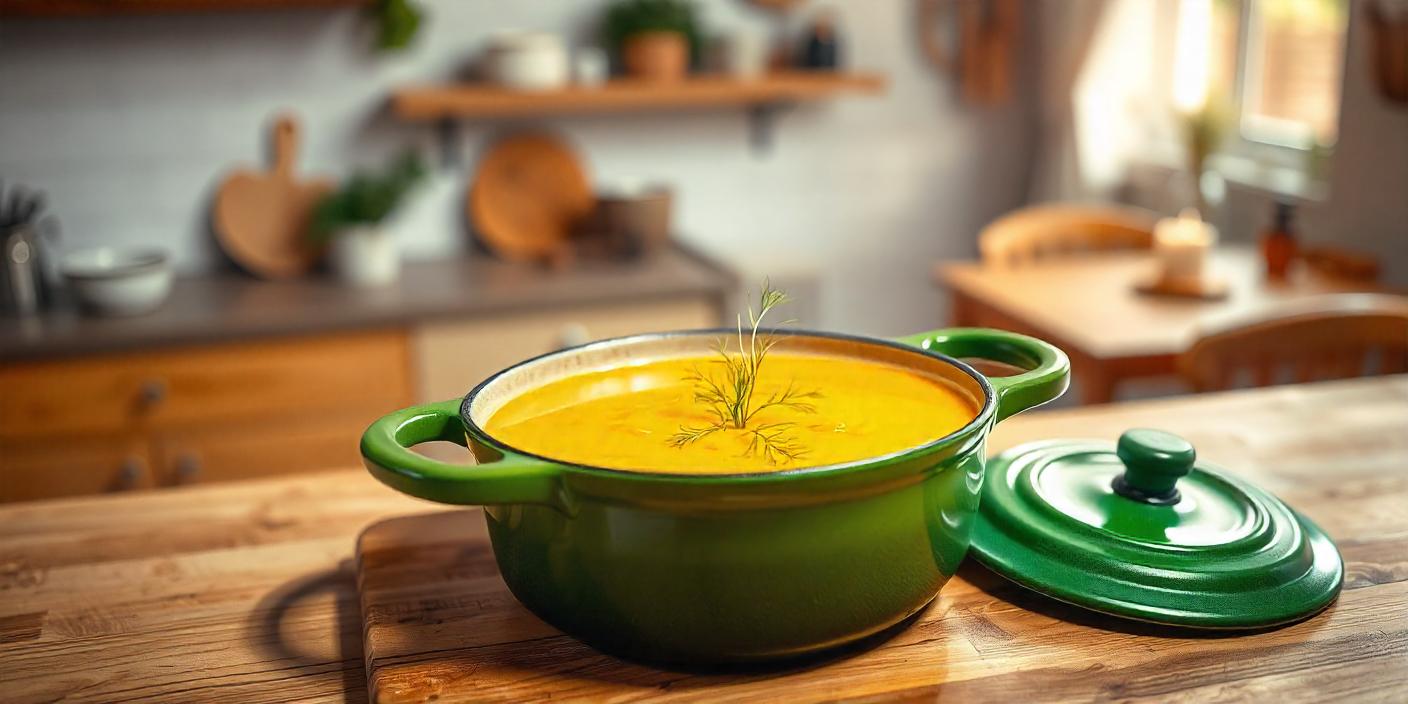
<box><xmin>666</xmin><ymin>423</ymin><xmax>724</xmax><ymax>448</ymax></box>
<box><xmin>667</xmin><ymin>281</ymin><xmax>820</xmax><ymax>464</ymax></box>
<box><xmin>745</xmin><ymin>422</ymin><xmax>809</xmax><ymax>465</ymax></box>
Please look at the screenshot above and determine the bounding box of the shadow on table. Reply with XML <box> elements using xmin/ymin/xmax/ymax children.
<box><xmin>248</xmin><ymin>563</ymin><xmax>368</xmax><ymax>702</ymax></box>
<box><xmin>279</xmin><ymin>510</ymin><xmax>958</xmax><ymax>699</ymax></box>
<box><xmin>957</xmin><ymin>560</ymin><xmax>1319</xmax><ymax>639</ymax></box>
<box><xmin>361</xmin><ymin>600</ymin><xmax>942</xmax><ymax>699</ymax></box>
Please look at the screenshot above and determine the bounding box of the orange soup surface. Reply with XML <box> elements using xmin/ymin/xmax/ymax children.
<box><xmin>485</xmin><ymin>353</ymin><xmax>980</xmax><ymax>474</ymax></box>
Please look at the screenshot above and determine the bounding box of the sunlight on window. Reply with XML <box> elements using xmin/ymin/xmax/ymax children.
<box><xmin>1174</xmin><ymin>0</ymin><xmax>1214</xmax><ymax>113</ymax></box>
<box><xmin>1242</xmin><ymin>0</ymin><xmax>1348</xmax><ymax>147</ymax></box>
<box><xmin>1181</xmin><ymin>0</ymin><xmax>1348</xmax><ymax>151</ymax></box>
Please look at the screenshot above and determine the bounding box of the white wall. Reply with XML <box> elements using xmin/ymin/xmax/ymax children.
<box><xmin>0</xmin><ymin>0</ymin><xmax>1037</xmax><ymax>336</ymax></box>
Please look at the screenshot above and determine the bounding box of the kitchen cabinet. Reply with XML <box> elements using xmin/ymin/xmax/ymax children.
<box><xmin>0</xmin><ymin>434</ymin><xmax>154</xmax><ymax>502</ymax></box>
<box><xmin>0</xmin><ymin>249</ymin><xmax>734</xmax><ymax>502</ymax></box>
<box><xmin>0</xmin><ymin>329</ymin><xmax>413</xmax><ymax>502</ymax></box>
<box><xmin>151</xmin><ymin>410</ymin><xmax>375</xmax><ymax>487</ymax></box>
<box><xmin>413</xmin><ymin>296</ymin><xmax>718</xmax><ymax>401</ymax></box>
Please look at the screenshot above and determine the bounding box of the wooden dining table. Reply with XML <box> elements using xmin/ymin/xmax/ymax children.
<box><xmin>2</xmin><ymin>376</ymin><xmax>1405</xmax><ymax>703</ymax></box>
<box><xmin>936</xmin><ymin>246</ymin><xmax>1387</xmax><ymax>404</ymax></box>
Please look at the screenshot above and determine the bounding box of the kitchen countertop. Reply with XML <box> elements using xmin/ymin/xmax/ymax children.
<box><xmin>3</xmin><ymin>376</ymin><xmax>1405</xmax><ymax>702</ymax></box>
<box><xmin>0</xmin><ymin>246</ymin><xmax>736</xmax><ymax>362</ymax></box>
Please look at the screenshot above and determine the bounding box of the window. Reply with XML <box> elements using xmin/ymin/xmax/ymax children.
<box><xmin>1238</xmin><ymin>0</ymin><xmax>1349</xmax><ymax>149</ymax></box>
<box><xmin>1174</xmin><ymin>0</ymin><xmax>1349</xmax><ymax>195</ymax></box>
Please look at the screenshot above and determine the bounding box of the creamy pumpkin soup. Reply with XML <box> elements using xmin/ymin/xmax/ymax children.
<box><xmin>485</xmin><ymin>353</ymin><xmax>979</xmax><ymax>474</ymax></box>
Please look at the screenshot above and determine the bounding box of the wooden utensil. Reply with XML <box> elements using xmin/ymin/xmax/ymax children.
<box><xmin>1367</xmin><ymin>1</ymin><xmax>1408</xmax><ymax>105</ymax></box>
<box><xmin>213</xmin><ymin>114</ymin><xmax>332</xmax><ymax>279</ymax></box>
<box><xmin>917</xmin><ymin>0</ymin><xmax>1019</xmax><ymax>106</ymax></box>
<box><xmin>468</xmin><ymin>132</ymin><xmax>593</xmax><ymax>264</ymax></box>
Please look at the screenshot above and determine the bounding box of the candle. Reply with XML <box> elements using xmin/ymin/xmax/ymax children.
<box><xmin>1154</xmin><ymin>208</ymin><xmax>1216</xmax><ymax>287</ymax></box>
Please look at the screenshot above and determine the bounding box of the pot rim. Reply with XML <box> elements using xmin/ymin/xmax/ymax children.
<box><xmin>459</xmin><ymin>327</ymin><xmax>997</xmax><ymax>482</ymax></box>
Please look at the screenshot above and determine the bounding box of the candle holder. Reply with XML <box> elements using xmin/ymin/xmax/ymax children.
<box><xmin>1134</xmin><ymin>209</ymin><xmax>1229</xmax><ymax>300</ymax></box>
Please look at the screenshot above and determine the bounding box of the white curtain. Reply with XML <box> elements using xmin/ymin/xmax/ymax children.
<box><xmin>1027</xmin><ymin>0</ymin><xmax>1180</xmax><ymax>203</ymax></box>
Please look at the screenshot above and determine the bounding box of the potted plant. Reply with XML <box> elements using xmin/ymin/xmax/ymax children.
<box><xmin>603</xmin><ymin>0</ymin><xmax>701</xmax><ymax>82</ymax></box>
<box><xmin>310</xmin><ymin>151</ymin><xmax>425</xmax><ymax>287</ymax></box>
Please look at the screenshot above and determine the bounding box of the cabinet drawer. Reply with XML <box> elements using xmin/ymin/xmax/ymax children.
<box><xmin>153</xmin><ymin>410</ymin><xmax>372</xmax><ymax>486</ymax></box>
<box><xmin>412</xmin><ymin>296</ymin><xmax>720</xmax><ymax>402</ymax></box>
<box><xmin>0</xmin><ymin>435</ymin><xmax>154</xmax><ymax>502</ymax></box>
<box><xmin>1</xmin><ymin>329</ymin><xmax>412</xmax><ymax>438</ymax></box>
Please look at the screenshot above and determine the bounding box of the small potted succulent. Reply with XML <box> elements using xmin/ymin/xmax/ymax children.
<box><xmin>310</xmin><ymin>151</ymin><xmax>425</xmax><ymax>287</ymax></box>
<box><xmin>603</xmin><ymin>0</ymin><xmax>701</xmax><ymax>81</ymax></box>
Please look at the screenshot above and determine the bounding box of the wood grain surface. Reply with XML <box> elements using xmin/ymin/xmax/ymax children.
<box><xmin>2</xmin><ymin>377</ymin><xmax>1404</xmax><ymax>703</ymax></box>
<box><xmin>469</xmin><ymin>133</ymin><xmax>593</xmax><ymax>263</ymax></box>
<box><xmin>937</xmin><ymin>246</ymin><xmax>1391</xmax><ymax>404</ymax></box>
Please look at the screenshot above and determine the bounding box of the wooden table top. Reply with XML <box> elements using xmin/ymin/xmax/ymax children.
<box><xmin>3</xmin><ymin>377</ymin><xmax>1406</xmax><ymax>703</ymax></box>
<box><xmin>936</xmin><ymin>247</ymin><xmax>1383</xmax><ymax>360</ymax></box>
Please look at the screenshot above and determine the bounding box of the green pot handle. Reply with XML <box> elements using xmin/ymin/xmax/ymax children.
<box><xmin>897</xmin><ymin>328</ymin><xmax>1070</xmax><ymax>422</ymax></box>
<box><xmin>360</xmin><ymin>399</ymin><xmax>565</xmax><ymax>508</ymax></box>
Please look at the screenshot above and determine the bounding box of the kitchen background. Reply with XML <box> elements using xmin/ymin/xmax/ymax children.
<box><xmin>2</xmin><ymin>0</ymin><xmax>1406</xmax><ymax>504</ymax></box>
<box><xmin>4</xmin><ymin>2</ymin><xmax>1405</xmax><ymax>331</ymax></box>
<box><xmin>1</xmin><ymin>0</ymin><xmax>1043</xmax><ymax>334</ymax></box>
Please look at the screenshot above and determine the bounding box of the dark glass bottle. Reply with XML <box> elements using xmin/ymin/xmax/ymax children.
<box><xmin>1261</xmin><ymin>200</ymin><xmax>1297</xmax><ymax>281</ymax></box>
<box><xmin>799</xmin><ymin>12</ymin><xmax>841</xmax><ymax>70</ymax></box>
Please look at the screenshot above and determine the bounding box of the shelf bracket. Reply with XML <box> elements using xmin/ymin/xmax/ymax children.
<box><xmin>748</xmin><ymin>102</ymin><xmax>794</xmax><ymax>155</ymax></box>
<box><xmin>435</xmin><ymin>118</ymin><xmax>461</xmax><ymax>169</ymax></box>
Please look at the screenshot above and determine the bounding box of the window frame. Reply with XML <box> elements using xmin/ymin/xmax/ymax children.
<box><xmin>1174</xmin><ymin>0</ymin><xmax>1352</xmax><ymax>201</ymax></box>
<box><xmin>1217</xmin><ymin>0</ymin><xmax>1350</xmax><ymax>164</ymax></box>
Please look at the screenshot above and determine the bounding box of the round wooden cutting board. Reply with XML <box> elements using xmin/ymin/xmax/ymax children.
<box><xmin>468</xmin><ymin>132</ymin><xmax>593</xmax><ymax>262</ymax></box>
<box><xmin>213</xmin><ymin>114</ymin><xmax>332</xmax><ymax>279</ymax></box>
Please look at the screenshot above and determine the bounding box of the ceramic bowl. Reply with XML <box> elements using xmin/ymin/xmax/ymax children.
<box><xmin>483</xmin><ymin>31</ymin><xmax>570</xmax><ymax>91</ymax></box>
<box><xmin>62</xmin><ymin>247</ymin><xmax>173</xmax><ymax>316</ymax></box>
<box><xmin>362</xmin><ymin>328</ymin><xmax>1069</xmax><ymax>664</ymax></box>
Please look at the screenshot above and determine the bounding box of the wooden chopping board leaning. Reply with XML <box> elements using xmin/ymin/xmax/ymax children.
<box><xmin>213</xmin><ymin>114</ymin><xmax>333</xmax><ymax>279</ymax></box>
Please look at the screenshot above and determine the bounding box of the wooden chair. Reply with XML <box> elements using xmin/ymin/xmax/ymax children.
<box><xmin>1300</xmin><ymin>245</ymin><xmax>1382</xmax><ymax>283</ymax></box>
<box><xmin>978</xmin><ymin>203</ymin><xmax>1161</xmax><ymax>267</ymax></box>
<box><xmin>1180</xmin><ymin>294</ymin><xmax>1408</xmax><ymax>392</ymax></box>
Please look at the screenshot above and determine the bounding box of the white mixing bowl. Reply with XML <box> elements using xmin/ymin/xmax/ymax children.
<box><xmin>62</xmin><ymin>247</ymin><xmax>173</xmax><ymax>316</ymax></box>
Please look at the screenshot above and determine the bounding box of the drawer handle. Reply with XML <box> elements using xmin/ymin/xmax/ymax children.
<box><xmin>140</xmin><ymin>379</ymin><xmax>167</xmax><ymax>407</ymax></box>
<box><xmin>176</xmin><ymin>453</ymin><xmax>202</xmax><ymax>483</ymax></box>
<box><xmin>117</xmin><ymin>456</ymin><xmax>144</xmax><ymax>491</ymax></box>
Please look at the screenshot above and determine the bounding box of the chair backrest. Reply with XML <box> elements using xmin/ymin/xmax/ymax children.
<box><xmin>1300</xmin><ymin>245</ymin><xmax>1382</xmax><ymax>283</ymax></box>
<box><xmin>979</xmin><ymin>203</ymin><xmax>1160</xmax><ymax>267</ymax></box>
<box><xmin>1180</xmin><ymin>295</ymin><xmax>1408</xmax><ymax>392</ymax></box>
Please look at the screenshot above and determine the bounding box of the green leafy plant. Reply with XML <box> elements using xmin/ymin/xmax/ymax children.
<box><xmin>1181</xmin><ymin>97</ymin><xmax>1230</xmax><ymax>214</ymax></box>
<box><xmin>371</xmin><ymin>0</ymin><xmax>423</xmax><ymax>51</ymax></box>
<box><xmin>602</xmin><ymin>0</ymin><xmax>702</xmax><ymax>66</ymax></box>
<box><xmin>309</xmin><ymin>151</ymin><xmax>426</xmax><ymax>241</ymax></box>
<box><xmin>668</xmin><ymin>282</ymin><xmax>820</xmax><ymax>464</ymax></box>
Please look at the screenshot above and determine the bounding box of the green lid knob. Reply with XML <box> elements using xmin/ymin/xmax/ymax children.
<box><xmin>1112</xmin><ymin>429</ymin><xmax>1196</xmax><ymax>505</ymax></box>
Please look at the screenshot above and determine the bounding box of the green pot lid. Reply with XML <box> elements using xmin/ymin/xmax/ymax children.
<box><xmin>972</xmin><ymin>429</ymin><xmax>1343</xmax><ymax>629</ymax></box>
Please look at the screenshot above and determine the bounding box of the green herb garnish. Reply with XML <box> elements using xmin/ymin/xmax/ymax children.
<box><xmin>668</xmin><ymin>282</ymin><xmax>820</xmax><ymax>463</ymax></box>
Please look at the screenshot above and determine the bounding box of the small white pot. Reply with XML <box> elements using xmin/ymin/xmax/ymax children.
<box><xmin>329</xmin><ymin>227</ymin><xmax>399</xmax><ymax>287</ymax></box>
<box><xmin>717</xmin><ymin>31</ymin><xmax>767</xmax><ymax>79</ymax></box>
<box><xmin>483</xmin><ymin>31</ymin><xmax>570</xmax><ymax>91</ymax></box>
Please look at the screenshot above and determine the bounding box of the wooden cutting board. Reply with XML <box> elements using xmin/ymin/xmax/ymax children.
<box><xmin>468</xmin><ymin>132</ymin><xmax>593</xmax><ymax>264</ymax></box>
<box><xmin>357</xmin><ymin>506</ymin><xmax>1373</xmax><ymax>704</ymax></box>
<box><xmin>213</xmin><ymin>114</ymin><xmax>333</xmax><ymax>278</ymax></box>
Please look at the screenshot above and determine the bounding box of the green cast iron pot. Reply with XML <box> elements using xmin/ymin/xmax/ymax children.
<box><xmin>361</xmin><ymin>328</ymin><xmax>1069</xmax><ymax>664</ymax></box>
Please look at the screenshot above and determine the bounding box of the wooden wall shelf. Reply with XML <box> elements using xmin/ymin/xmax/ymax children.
<box><xmin>391</xmin><ymin>72</ymin><xmax>886</xmax><ymax>121</ymax></box>
<box><xmin>391</xmin><ymin>71</ymin><xmax>885</xmax><ymax>162</ymax></box>
<box><xmin>0</xmin><ymin>0</ymin><xmax>364</xmax><ymax>17</ymax></box>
